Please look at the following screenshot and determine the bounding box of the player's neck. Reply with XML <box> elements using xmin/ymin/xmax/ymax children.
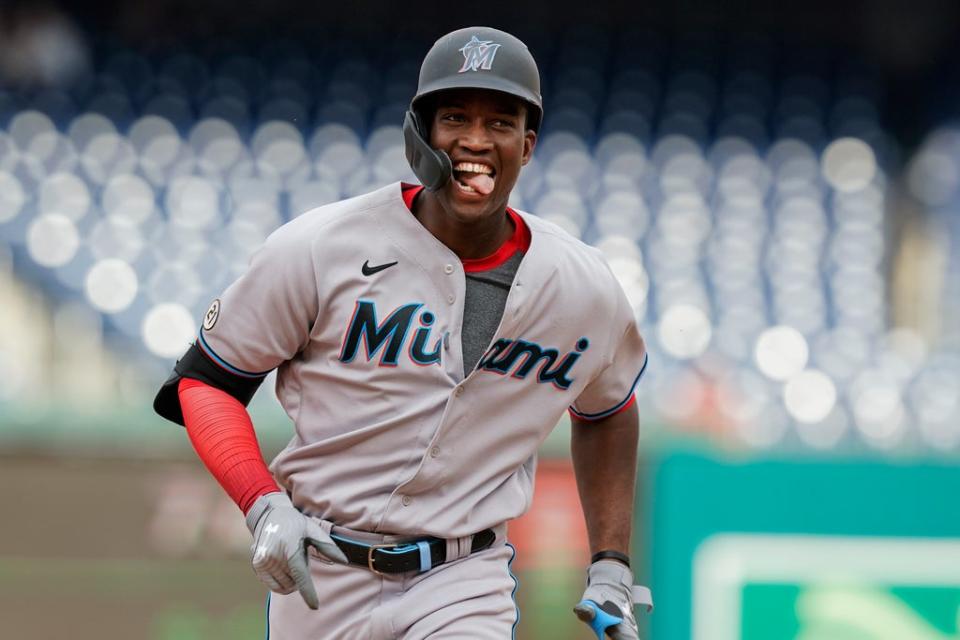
<box><xmin>412</xmin><ymin>190</ymin><xmax>513</xmax><ymax>261</ymax></box>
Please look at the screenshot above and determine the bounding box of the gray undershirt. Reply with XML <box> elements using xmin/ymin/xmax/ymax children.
<box><xmin>462</xmin><ymin>251</ymin><xmax>524</xmax><ymax>378</ymax></box>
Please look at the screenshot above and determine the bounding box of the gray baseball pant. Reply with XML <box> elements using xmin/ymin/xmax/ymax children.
<box><xmin>265</xmin><ymin>524</ymin><xmax>518</xmax><ymax>639</ymax></box>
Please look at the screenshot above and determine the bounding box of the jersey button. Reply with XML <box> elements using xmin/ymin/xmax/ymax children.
<box><xmin>443</xmin><ymin>264</ymin><xmax>454</xmax><ymax>274</ymax></box>
<box><xmin>446</xmin><ymin>294</ymin><xmax>455</xmax><ymax>304</ymax></box>
<box><xmin>401</xmin><ymin>495</ymin><xmax>412</xmax><ymax>506</ymax></box>
<box><xmin>430</xmin><ymin>446</ymin><xmax>440</xmax><ymax>458</ymax></box>
<box><xmin>455</xmin><ymin>387</ymin><xmax>464</xmax><ymax>397</ymax></box>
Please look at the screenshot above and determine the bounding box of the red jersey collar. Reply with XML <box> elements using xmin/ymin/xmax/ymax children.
<box><xmin>401</xmin><ymin>183</ymin><xmax>530</xmax><ymax>273</ymax></box>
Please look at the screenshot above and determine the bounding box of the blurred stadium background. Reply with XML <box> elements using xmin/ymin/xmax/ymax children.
<box><xmin>2</xmin><ymin>0</ymin><xmax>960</xmax><ymax>638</ymax></box>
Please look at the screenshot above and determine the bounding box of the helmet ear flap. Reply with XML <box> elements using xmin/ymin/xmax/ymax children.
<box><xmin>403</xmin><ymin>109</ymin><xmax>452</xmax><ymax>192</ymax></box>
<box><xmin>409</xmin><ymin>109</ymin><xmax>428</xmax><ymax>138</ymax></box>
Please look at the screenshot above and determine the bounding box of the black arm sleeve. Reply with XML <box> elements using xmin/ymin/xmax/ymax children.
<box><xmin>152</xmin><ymin>342</ymin><xmax>268</xmax><ymax>426</ymax></box>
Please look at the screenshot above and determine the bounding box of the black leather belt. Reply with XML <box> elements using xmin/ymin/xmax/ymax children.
<box><xmin>330</xmin><ymin>528</ymin><xmax>496</xmax><ymax>575</ymax></box>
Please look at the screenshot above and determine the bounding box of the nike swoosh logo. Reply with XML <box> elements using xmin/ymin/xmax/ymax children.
<box><xmin>362</xmin><ymin>260</ymin><xmax>398</xmax><ymax>276</ymax></box>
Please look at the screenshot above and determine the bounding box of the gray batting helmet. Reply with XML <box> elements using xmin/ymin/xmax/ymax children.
<box><xmin>403</xmin><ymin>26</ymin><xmax>543</xmax><ymax>191</ymax></box>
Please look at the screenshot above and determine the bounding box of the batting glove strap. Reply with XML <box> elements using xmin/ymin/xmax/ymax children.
<box><xmin>632</xmin><ymin>585</ymin><xmax>653</xmax><ymax>610</ymax></box>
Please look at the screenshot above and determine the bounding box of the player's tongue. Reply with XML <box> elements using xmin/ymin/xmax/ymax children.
<box><xmin>462</xmin><ymin>173</ymin><xmax>494</xmax><ymax>195</ymax></box>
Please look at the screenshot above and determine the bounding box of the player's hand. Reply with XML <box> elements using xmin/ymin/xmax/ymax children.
<box><xmin>244</xmin><ymin>492</ymin><xmax>348</xmax><ymax>609</ymax></box>
<box><xmin>573</xmin><ymin>560</ymin><xmax>653</xmax><ymax>640</ymax></box>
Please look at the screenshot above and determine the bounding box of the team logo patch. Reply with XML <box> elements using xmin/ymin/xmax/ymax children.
<box><xmin>203</xmin><ymin>299</ymin><xmax>221</xmax><ymax>331</ymax></box>
<box><xmin>459</xmin><ymin>36</ymin><xmax>501</xmax><ymax>73</ymax></box>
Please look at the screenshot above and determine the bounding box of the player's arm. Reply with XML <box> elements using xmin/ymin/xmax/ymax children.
<box><xmin>570</xmin><ymin>400</ymin><xmax>651</xmax><ymax>640</ymax></box>
<box><xmin>176</xmin><ymin>376</ymin><xmax>345</xmax><ymax>608</ymax></box>
<box><xmin>153</xmin><ymin>216</ymin><xmax>319</xmax><ymax>500</ymax></box>
<box><xmin>570</xmin><ymin>401</ymin><xmax>651</xmax><ymax>639</ymax></box>
<box><xmin>568</xmin><ymin>265</ymin><xmax>651</xmax><ymax>639</ymax></box>
<box><xmin>177</xmin><ymin>376</ymin><xmax>279</xmax><ymax>514</ymax></box>
<box><xmin>570</xmin><ymin>400</ymin><xmax>639</xmax><ymax>559</ymax></box>
<box><xmin>153</xmin><ymin>220</ymin><xmax>345</xmax><ymax>608</ymax></box>
<box><xmin>154</xmin><ymin>333</ymin><xmax>279</xmax><ymax>514</ymax></box>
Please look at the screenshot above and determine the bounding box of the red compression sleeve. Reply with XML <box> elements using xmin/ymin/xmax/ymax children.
<box><xmin>178</xmin><ymin>377</ymin><xmax>281</xmax><ymax>514</ymax></box>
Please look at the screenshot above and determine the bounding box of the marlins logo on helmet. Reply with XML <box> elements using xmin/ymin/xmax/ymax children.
<box><xmin>458</xmin><ymin>36</ymin><xmax>501</xmax><ymax>72</ymax></box>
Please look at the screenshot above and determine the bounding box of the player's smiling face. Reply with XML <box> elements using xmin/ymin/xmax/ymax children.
<box><xmin>428</xmin><ymin>88</ymin><xmax>536</xmax><ymax>223</ymax></box>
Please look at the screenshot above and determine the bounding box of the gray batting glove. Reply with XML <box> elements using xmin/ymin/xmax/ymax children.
<box><xmin>245</xmin><ymin>492</ymin><xmax>348</xmax><ymax>609</ymax></box>
<box><xmin>573</xmin><ymin>560</ymin><xmax>654</xmax><ymax>640</ymax></box>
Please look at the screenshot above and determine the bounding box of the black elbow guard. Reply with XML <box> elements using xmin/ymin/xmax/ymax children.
<box><xmin>153</xmin><ymin>342</ymin><xmax>268</xmax><ymax>426</ymax></box>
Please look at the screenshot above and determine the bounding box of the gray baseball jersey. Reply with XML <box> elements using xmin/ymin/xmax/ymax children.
<box><xmin>196</xmin><ymin>181</ymin><xmax>647</xmax><ymax>538</ymax></box>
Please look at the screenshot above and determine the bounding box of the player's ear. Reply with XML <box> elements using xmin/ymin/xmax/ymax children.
<box><xmin>521</xmin><ymin>128</ymin><xmax>536</xmax><ymax>166</ymax></box>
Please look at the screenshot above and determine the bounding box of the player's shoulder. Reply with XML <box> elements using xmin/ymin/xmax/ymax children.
<box><xmin>516</xmin><ymin>208</ymin><xmax>628</xmax><ymax>313</ymax></box>
<box><xmin>516</xmin><ymin>209</ymin><xmax>611</xmax><ymax>275</ymax></box>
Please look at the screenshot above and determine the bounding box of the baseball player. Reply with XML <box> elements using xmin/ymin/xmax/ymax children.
<box><xmin>154</xmin><ymin>26</ymin><xmax>652</xmax><ymax>639</ymax></box>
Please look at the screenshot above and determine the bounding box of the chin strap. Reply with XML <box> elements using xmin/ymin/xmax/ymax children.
<box><xmin>403</xmin><ymin>109</ymin><xmax>452</xmax><ymax>192</ymax></box>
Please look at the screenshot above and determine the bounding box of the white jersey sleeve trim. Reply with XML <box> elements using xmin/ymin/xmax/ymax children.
<box><xmin>568</xmin><ymin>352</ymin><xmax>648</xmax><ymax>421</ymax></box>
